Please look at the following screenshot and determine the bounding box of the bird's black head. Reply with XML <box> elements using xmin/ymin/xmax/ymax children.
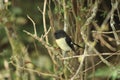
<box><xmin>54</xmin><ymin>30</ymin><xmax>67</xmax><ymax>39</ymax></box>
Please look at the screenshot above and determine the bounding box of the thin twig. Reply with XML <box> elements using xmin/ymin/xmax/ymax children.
<box><xmin>117</xmin><ymin>7</ymin><xmax>120</xmax><ymax>20</ymax></box>
<box><xmin>99</xmin><ymin>35</ymin><xmax>116</xmax><ymax>51</ymax></box>
<box><xmin>101</xmin><ymin>0</ymin><xmax>119</xmax><ymax>30</ymax></box>
<box><xmin>92</xmin><ymin>30</ymin><xmax>120</xmax><ymax>34</ymax></box>
<box><xmin>10</xmin><ymin>61</ymin><xmax>59</xmax><ymax>78</ymax></box>
<box><xmin>37</xmin><ymin>6</ymin><xmax>43</xmax><ymax>14</ymax></box>
<box><xmin>83</xmin><ymin>49</ymin><xmax>120</xmax><ymax>73</ymax></box>
<box><xmin>81</xmin><ymin>0</ymin><xmax>113</xmax><ymax>67</ymax></box>
<box><xmin>75</xmin><ymin>1</ymin><xmax>99</xmax><ymax>79</ymax></box>
<box><xmin>63</xmin><ymin>0</ymin><xmax>68</xmax><ymax>31</ymax></box>
<box><xmin>43</xmin><ymin>26</ymin><xmax>51</xmax><ymax>38</ymax></box>
<box><xmin>83</xmin><ymin>54</ymin><xmax>114</xmax><ymax>73</ymax></box>
<box><xmin>23</xmin><ymin>30</ymin><xmax>57</xmax><ymax>65</ymax></box>
<box><xmin>43</xmin><ymin>0</ymin><xmax>48</xmax><ymax>43</ymax></box>
<box><xmin>42</xmin><ymin>1</ymin><xmax>55</xmax><ymax>67</ymax></box>
<box><xmin>93</xmin><ymin>48</ymin><xmax>113</xmax><ymax>67</ymax></box>
<box><xmin>70</xmin><ymin>46</ymin><xmax>87</xmax><ymax>80</ymax></box>
<box><xmin>62</xmin><ymin>52</ymin><xmax>120</xmax><ymax>60</ymax></box>
<box><xmin>27</xmin><ymin>15</ymin><xmax>37</xmax><ymax>36</ymax></box>
<box><xmin>92</xmin><ymin>20</ymin><xmax>116</xmax><ymax>51</ymax></box>
<box><xmin>110</xmin><ymin>0</ymin><xmax>120</xmax><ymax>45</ymax></box>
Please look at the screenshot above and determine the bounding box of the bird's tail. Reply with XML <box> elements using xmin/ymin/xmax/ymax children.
<box><xmin>73</xmin><ymin>43</ymin><xmax>84</xmax><ymax>48</ymax></box>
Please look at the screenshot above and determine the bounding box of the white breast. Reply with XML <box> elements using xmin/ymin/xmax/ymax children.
<box><xmin>56</xmin><ymin>37</ymin><xmax>72</xmax><ymax>51</ymax></box>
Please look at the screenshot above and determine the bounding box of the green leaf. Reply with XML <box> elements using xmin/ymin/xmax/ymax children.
<box><xmin>88</xmin><ymin>66</ymin><xmax>120</xmax><ymax>79</ymax></box>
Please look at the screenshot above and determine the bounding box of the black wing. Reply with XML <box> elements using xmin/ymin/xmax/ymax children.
<box><xmin>65</xmin><ymin>35</ymin><xmax>75</xmax><ymax>51</ymax></box>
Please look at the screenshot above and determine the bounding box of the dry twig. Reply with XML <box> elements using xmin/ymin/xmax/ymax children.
<box><xmin>10</xmin><ymin>60</ymin><xmax>59</xmax><ymax>78</ymax></box>
<box><xmin>110</xmin><ymin>0</ymin><xmax>120</xmax><ymax>45</ymax></box>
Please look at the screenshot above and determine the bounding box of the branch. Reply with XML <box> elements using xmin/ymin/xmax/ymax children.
<box><xmin>63</xmin><ymin>0</ymin><xmax>68</xmax><ymax>31</ymax></box>
<box><xmin>83</xmin><ymin>54</ymin><xmax>113</xmax><ymax>73</ymax></box>
<box><xmin>23</xmin><ymin>30</ymin><xmax>51</xmax><ymax>49</ymax></box>
<box><xmin>62</xmin><ymin>51</ymin><xmax>120</xmax><ymax>60</ymax></box>
<box><xmin>71</xmin><ymin>46</ymin><xmax>87</xmax><ymax>80</ymax></box>
<box><xmin>81</xmin><ymin>0</ymin><xmax>113</xmax><ymax>70</ymax></box>
<box><xmin>110</xmin><ymin>0</ymin><xmax>120</xmax><ymax>45</ymax></box>
<box><xmin>23</xmin><ymin>30</ymin><xmax>58</xmax><ymax>65</ymax></box>
<box><xmin>10</xmin><ymin>61</ymin><xmax>59</xmax><ymax>78</ymax></box>
<box><xmin>27</xmin><ymin>15</ymin><xmax>37</xmax><ymax>36</ymax></box>
<box><xmin>92</xmin><ymin>30</ymin><xmax>120</xmax><ymax>34</ymax></box>
<box><xmin>43</xmin><ymin>0</ymin><xmax>48</xmax><ymax>43</ymax></box>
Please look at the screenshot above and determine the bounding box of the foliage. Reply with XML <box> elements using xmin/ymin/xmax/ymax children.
<box><xmin>0</xmin><ymin>0</ymin><xmax>120</xmax><ymax>80</ymax></box>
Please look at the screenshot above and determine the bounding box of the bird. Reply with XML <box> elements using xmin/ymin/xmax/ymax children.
<box><xmin>54</xmin><ymin>30</ymin><xmax>81</xmax><ymax>52</ymax></box>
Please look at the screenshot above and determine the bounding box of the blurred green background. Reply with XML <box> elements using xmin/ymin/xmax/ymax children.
<box><xmin>0</xmin><ymin>0</ymin><xmax>120</xmax><ymax>80</ymax></box>
<box><xmin>0</xmin><ymin>0</ymin><xmax>53</xmax><ymax>80</ymax></box>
